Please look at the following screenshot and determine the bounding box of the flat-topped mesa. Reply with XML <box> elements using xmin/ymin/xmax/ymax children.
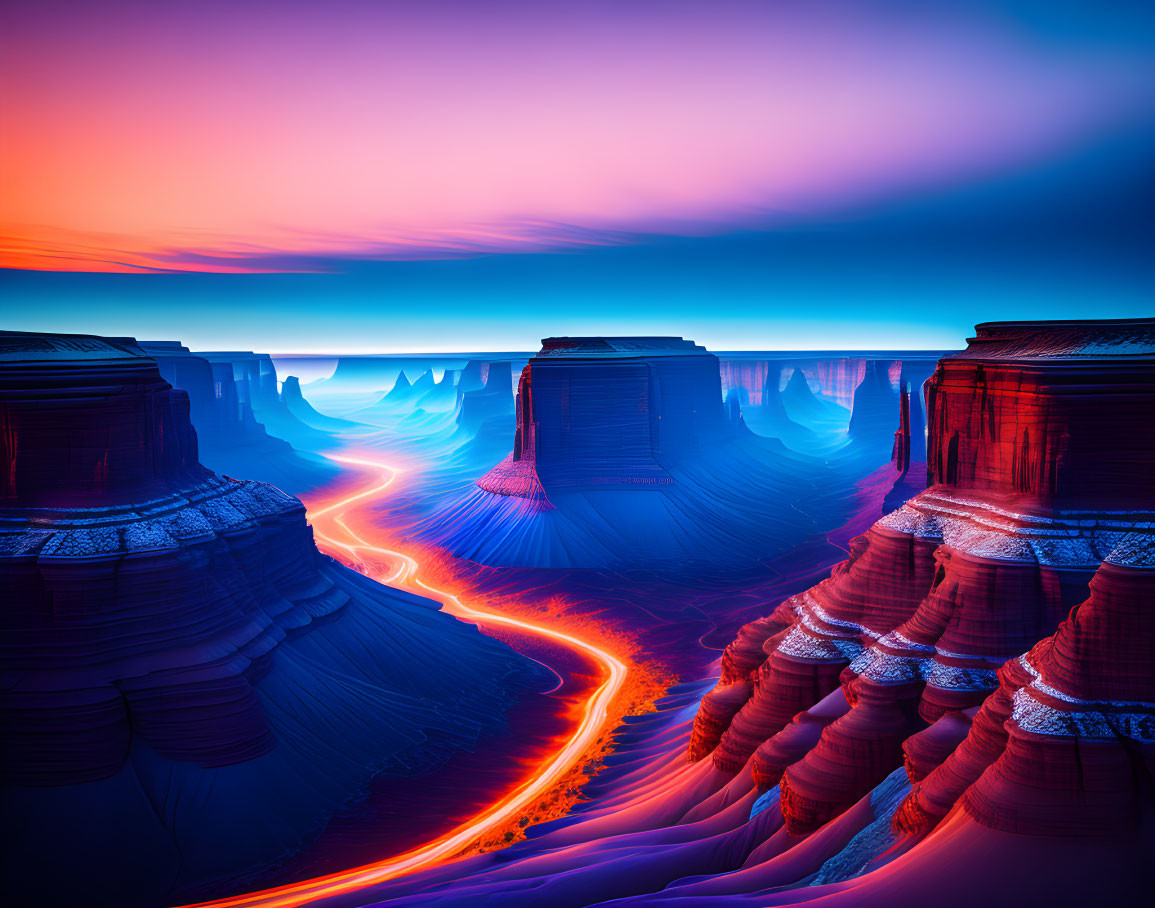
<box><xmin>927</xmin><ymin>318</ymin><xmax>1155</xmax><ymax>510</ymax></box>
<box><xmin>0</xmin><ymin>331</ymin><xmax>535</xmax><ymax>906</ymax></box>
<box><xmin>1</xmin><ymin>332</ymin><xmax>208</xmax><ymax>507</ymax></box>
<box><xmin>691</xmin><ymin>318</ymin><xmax>1155</xmax><ymax>838</ymax></box>
<box><xmin>478</xmin><ymin>337</ymin><xmax>728</xmax><ymax>499</ymax></box>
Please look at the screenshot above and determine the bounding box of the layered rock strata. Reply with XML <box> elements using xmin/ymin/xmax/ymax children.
<box><xmin>692</xmin><ymin>317</ymin><xmax>1155</xmax><ymax>838</ymax></box>
<box><xmin>479</xmin><ymin>337</ymin><xmax>727</xmax><ymax>498</ymax></box>
<box><xmin>139</xmin><ymin>341</ymin><xmax>335</xmax><ymax>494</ymax></box>
<box><xmin>316</xmin><ymin>322</ymin><xmax>1152</xmax><ymax>908</ymax></box>
<box><xmin>895</xmin><ymin>550</ymin><xmax>1155</xmax><ymax>838</ymax></box>
<box><xmin>0</xmin><ymin>331</ymin><xmax>535</xmax><ymax>907</ymax></box>
<box><xmin>433</xmin><ymin>337</ymin><xmax>869</xmax><ymax>569</ymax></box>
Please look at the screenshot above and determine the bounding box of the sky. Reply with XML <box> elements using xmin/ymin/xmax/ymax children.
<box><xmin>2</xmin><ymin>0</ymin><xmax>1153</xmax><ymax>351</ymax></box>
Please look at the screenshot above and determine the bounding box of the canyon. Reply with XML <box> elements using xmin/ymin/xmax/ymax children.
<box><xmin>4</xmin><ymin>320</ymin><xmax>1150</xmax><ymax>908</ymax></box>
<box><xmin>417</xmin><ymin>337</ymin><xmax>932</xmax><ymax>570</ymax></box>
<box><xmin>303</xmin><ymin>318</ymin><xmax>1153</xmax><ymax>907</ymax></box>
<box><xmin>0</xmin><ymin>332</ymin><xmax>545</xmax><ymax>908</ymax></box>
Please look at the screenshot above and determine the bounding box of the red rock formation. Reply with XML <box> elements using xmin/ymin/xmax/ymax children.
<box><xmin>900</xmin><ymin>708</ymin><xmax>976</xmax><ymax>783</ymax></box>
<box><xmin>897</xmin><ymin>552</ymin><xmax>1155</xmax><ymax>840</ymax></box>
<box><xmin>779</xmin><ymin>675</ymin><xmax>919</xmax><ymax>834</ymax></box>
<box><xmin>688</xmin><ymin>613</ymin><xmax>796</xmax><ymax>761</ymax></box>
<box><xmin>477</xmin><ymin>364</ymin><xmax>551</xmax><ymax>502</ymax></box>
<box><xmin>692</xmin><ymin>317</ymin><xmax>1155</xmax><ymax>846</ymax></box>
<box><xmin>776</xmin><ymin>536</ymin><xmax>1093</xmax><ymax>834</ymax></box>
<box><xmin>749</xmin><ymin>688</ymin><xmax>850</xmax><ymax>790</ymax></box>
<box><xmin>702</xmin><ymin>525</ymin><xmax>941</xmax><ymax>773</ymax></box>
<box><xmin>305</xmin><ymin>323</ymin><xmax>1150</xmax><ymax>908</ymax></box>
<box><xmin>926</xmin><ymin>319</ymin><xmax>1155</xmax><ymax>509</ymax></box>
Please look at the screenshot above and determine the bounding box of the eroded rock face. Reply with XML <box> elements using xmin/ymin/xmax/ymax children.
<box><xmin>0</xmin><ymin>331</ymin><xmax>534</xmax><ymax>907</ymax></box>
<box><xmin>926</xmin><ymin>320</ymin><xmax>1155</xmax><ymax>508</ymax></box>
<box><xmin>480</xmin><ymin>336</ymin><xmax>728</xmax><ymax>498</ymax></box>
<box><xmin>897</xmin><ymin>552</ymin><xmax>1155</xmax><ymax>839</ymax></box>
<box><xmin>2</xmin><ymin>476</ymin><xmax>317</xmax><ymax>784</ymax></box>
<box><xmin>703</xmin><ymin>525</ymin><xmax>941</xmax><ymax>774</ymax></box>
<box><xmin>305</xmin><ymin>321</ymin><xmax>1152</xmax><ymax>908</ymax></box>
<box><xmin>140</xmin><ymin>341</ymin><xmax>336</xmax><ymax>495</ymax></box>
<box><xmin>1</xmin><ymin>333</ymin><xmax>208</xmax><ymax>507</ymax></box>
<box><xmin>692</xmin><ymin>317</ymin><xmax>1155</xmax><ymax>840</ymax></box>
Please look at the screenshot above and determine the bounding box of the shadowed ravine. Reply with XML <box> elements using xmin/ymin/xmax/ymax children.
<box><xmin>179</xmin><ymin>450</ymin><xmax>638</xmax><ymax>908</ymax></box>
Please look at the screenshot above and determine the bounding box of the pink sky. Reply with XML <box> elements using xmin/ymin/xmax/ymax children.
<box><xmin>2</xmin><ymin>1</ymin><xmax>1151</xmax><ymax>272</ymax></box>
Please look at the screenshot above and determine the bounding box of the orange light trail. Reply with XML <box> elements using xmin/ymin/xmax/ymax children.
<box><xmin>179</xmin><ymin>453</ymin><xmax>628</xmax><ymax>908</ymax></box>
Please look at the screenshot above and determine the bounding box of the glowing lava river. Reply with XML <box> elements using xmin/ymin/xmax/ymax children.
<box><xmin>181</xmin><ymin>451</ymin><xmax>631</xmax><ymax>908</ymax></box>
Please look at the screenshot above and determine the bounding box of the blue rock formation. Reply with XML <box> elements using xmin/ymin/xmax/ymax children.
<box><xmin>847</xmin><ymin>360</ymin><xmax>899</xmax><ymax>443</ymax></box>
<box><xmin>424</xmin><ymin>337</ymin><xmax>886</xmax><ymax>569</ymax></box>
<box><xmin>0</xmin><ymin>331</ymin><xmax>539</xmax><ymax>907</ymax></box>
<box><xmin>281</xmin><ymin>374</ymin><xmax>362</xmax><ymax>433</ymax></box>
<box><xmin>139</xmin><ymin>341</ymin><xmax>338</xmax><ymax>495</ymax></box>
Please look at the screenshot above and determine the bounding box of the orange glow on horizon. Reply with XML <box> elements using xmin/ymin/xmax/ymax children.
<box><xmin>7</xmin><ymin>5</ymin><xmax>1140</xmax><ymax>274</ymax></box>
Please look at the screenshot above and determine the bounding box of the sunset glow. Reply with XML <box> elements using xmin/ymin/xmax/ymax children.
<box><xmin>4</xmin><ymin>1</ymin><xmax>1153</xmax><ymax>273</ymax></box>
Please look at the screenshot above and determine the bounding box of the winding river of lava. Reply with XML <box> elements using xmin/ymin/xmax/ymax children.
<box><xmin>180</xmin><ymin>451</ymin><xmax>636</xmax><ymax>908</ymax></box>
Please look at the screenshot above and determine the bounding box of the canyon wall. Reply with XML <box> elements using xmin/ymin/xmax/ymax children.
<box><xmin>480</xmin><ymin>337</ymin><xmax>728</xmax><ymax>498</ymax></box>
<box><xmin>925</xmin><ymin>320</ymin><xmax>1155</xmax><ymax>508</ymax></box>
<box><xmin>694</xmin><ymin>317</ymin><xmax>1154</xmax><ymax>877</ymax></box>
<box><xmin>352</xmin><ymin>319</ymin><xmax>1153</xmax><ymax>906</ymax></box>
<box><xmin>0</xmin><ymin>331</ymin><xmax>538</xmax><ymax>907</ymax></box>
<box><xmin>426</xmin><ymin>338</ymin><xmax>919</xmax><ymax>570</ymax></box>
<box><xmin>140</xmin><ymin>341</ymin><xmax>337</xmax><ymax>494</ymax></box>
<box><xmin>719</xmin><ymin>355</ymin><xmax>937</xmax><ymax>469</ymax></box>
